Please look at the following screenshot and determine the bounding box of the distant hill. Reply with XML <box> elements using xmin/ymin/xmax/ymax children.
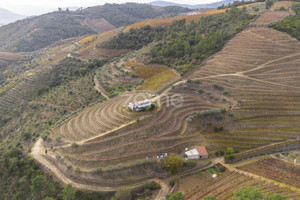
<box><xmin>149</xmin><ymin>0</ymin><xmax>236</xmax><ymax>9</ymax></box>
<box><xmin>0</xmin><ymin>8</ymin><xmax>26</xmax><ymax>25</ymax></box>
<box><xmin>0</xmin><ymin>3</ymin><xmax>190</xmax><ymax>52</ymax></box>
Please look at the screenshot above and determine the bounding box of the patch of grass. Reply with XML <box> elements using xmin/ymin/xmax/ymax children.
<box><xmin>125</xmin><ymin>61</ymin><xmax>168</xmax><ymax>79</ymax></box>
<box><xmin>138</xmin><ymin>69</ymin><xmax>179</xmax><ymax>92</ymax></box>
<box><xmin>78</xmin><ymin>34</ymin><xmax>97</xmax><ymax>45</ymax></box>
<box><xmin>208</xmin><ymin>168</ymin><xmax>217</xmax><ymax>174</ymax></box>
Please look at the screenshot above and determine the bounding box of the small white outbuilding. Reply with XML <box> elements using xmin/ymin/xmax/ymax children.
<box><xmin>128</xmin><ymin>99</ymin><xmax>152</xmax><ymax>111</ymax></box>
<box><xmin>185</xmin><ymin>148</ymin><xmax>199</xmax><ymax>159</ymax></box>
<box><xmin>185</xmin><ymin>146</ymin><xmax>208</xmax><ymax>159</ymax></box>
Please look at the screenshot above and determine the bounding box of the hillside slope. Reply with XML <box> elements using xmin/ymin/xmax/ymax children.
<box><xmin>29</xmin><ymin>10</ymin><xmax>300</xmax><ymax>194</ymax></box>
<box><xmin>188</xmin><ymin>13</ymin><xmax>300</xmax><ymax>152</ymax></box>
<box><xmin>0</xmin><ymin>3</ymin><xmax>189</xmax><ymax>52</ymax></box>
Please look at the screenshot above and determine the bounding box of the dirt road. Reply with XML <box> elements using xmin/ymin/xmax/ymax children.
<box><xmin>32</xmin><ymin>139</ymin><xmax>118</xmax><ymax>191</ymax></box>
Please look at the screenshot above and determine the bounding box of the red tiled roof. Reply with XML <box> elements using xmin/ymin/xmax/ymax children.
<box><xmin>196</xmin><ymin>146</ymin><xmax>208</xmax><ymax>156</ymax></box>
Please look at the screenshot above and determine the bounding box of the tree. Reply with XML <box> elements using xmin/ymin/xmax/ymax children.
<box><xmin>163</xmin><ymin>153</ymin><xmax>183</xmax><ymax>174</ymax></box>
<box><xmin>31</xmin><ymin>175</ymin><xmax>54</xmax><ymax>199</ymax></box>
<box><xmin>63</xmin><ymin>184</ymin><xmax>76</xmax><ymax>200</ymax></box>
<box><xmin>226</xmin><ymin>147</ymin><xmax>234</xmax><ymax>155</ymax></box>
<box><xmin>233</xmin><ymin>187</ymin><xmax>263</xmax><ymax>200</ymax></box>
<box><xmin>112</xmin><ymin>187</ymin><xmax>132</xmax><ymax>200</ymax></box>
<box><xmin>168</xmin><ymin>192</ymin><xmax>185</xmax><ymax>200</ymax></box>
<box><xmin>266</xmin><ymin>0</ymin><xmax>274</xmax><ymax>9</ymax></box>
<box><xmin>292</xmin><ymin>3</ymin><xmax>300</xmax><ymax>15</ymax></box>
<box><xmin>204</xmin><ymin>196</ymin><xmax>218</xmax><ymax>200</ymax></box>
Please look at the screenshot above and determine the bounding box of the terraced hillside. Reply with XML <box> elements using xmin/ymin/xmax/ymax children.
<box><xmin>0</xmin><ymin>52</ymin><xmax>23</xmax><ymax>65</ymax></box>
<box><xmin>76</xmin><ymin>29</ymin><xmax>131</xmax><ymax>61</ymax></box>
<box><xmin>31</xmin><ymin>10</ymin><xmax>300</xmax><ymax>194</ymax></box>
<box><xmin>180</xmin><ymin>170</ymin><xmax>300</xmax><ymax>200</ymax></box>
<box><xmin>188</xmin><ymin>24</ymin><xmax>300</xmax><ymax>152</ymax></box>
<box><xmin>237</xmin><ymin>157</ymin><xmax>300</xmax><ymax>188</ymax></box>
<box><xmin>253</xmin><ymin>10</ymin><xmax>292</xmax><ymax>25</ymax></box>
<box><xmin>49</xmin><ymin>88</ymin><xmax>229</xmax><ymax>168</ymax></box>
<box><xmin>0</xmin><ymin>69</ymin><xmax>49</xmax><ymax>117</ymax></box>
<box><xmin>49</xmin><ymin>92</ymin><xmax>154</xmax><ymax>142</ymax></box>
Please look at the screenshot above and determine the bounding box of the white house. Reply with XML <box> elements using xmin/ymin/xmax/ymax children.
<box><xmin>128</xmin><ymin>99</ymin><xmax>152</xmax><ymax>111</ymax></box>
<box><xmin>185</xmin><ymin>146</ymin><xmax>208</xmax><ymax>159</ymax></box>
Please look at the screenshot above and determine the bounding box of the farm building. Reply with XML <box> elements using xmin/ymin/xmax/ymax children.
<box><xmin>185</xmin><ymin>146</ymin><xmax>208</xmax><ymax>159</ymax></box>
<box><xmin>128</xmin><ymin>99</ymin><xmax>152</xmax><ymax>111</ymax></box>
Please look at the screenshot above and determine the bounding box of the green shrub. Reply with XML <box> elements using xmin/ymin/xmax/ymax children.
<box><xmin>198</xmin><ymin>89</ymin><xmax>204</xmax><ymax>94</ymax></box>
<box><xmin>56</xmin><ymin>155</ymin><xmax>61</xmax><ymax>160</ymax></box>
<box><xmin>217</xmin><ymin>164</ymin><xmax>226</xmax><ymax>172</ymax></box>
<box><xmin>208</xmin><ymin>168</ymin><xmax>217</xmax><ymax>174</ymax></box>
<box><xmin>223</xmin><ymin>90</ymin><xmax>229</xmax><ymax>95</ymax></box>
<box><xmin>213</xmin><ymin>83</ymin><xmax>224</xmax><ymax>90</ymax></box>
<box><xmin>75</xmin><ymin>167</ymin><xmax>81</xmax><ymax>173</ymax></box>
<box><xmin>214</xmin><ymin>126</ymin><xmax>224</xmax><ymax>132</ymax></box>
<box><xmin>71</xmin><ymin>143</ymin><xmax>78</xmax><ymax>148</ymax></box>
<box><xmin>185</xmin><ymin>159</ymin><xmax>197</xmax><ymax>168</ymax></box>
<box><xmin>56</xmin><ymin>136</ymin><xmax>62</xmax><ymax>142</ymax></box>
<box><xmin>168</xmin><ymin>192</ymin><xmax>185</xmax><ymax>200</ymax></box>
<box><xmin>95</xmin><ymin>167</ymin><xmax>102</xmax><ymax>173</ymax></box>
<box><xmin>113</xmin><ymin>187</ymin><xmax>132</xmax><ymax>200</ymax></box>
<box><xmin>234</xmin><ymin>148</ymin><xmax>240</xmax><ymax>153</ymax></box>
<box><xmin>169</xmin><ymin>179</ymin><xmax>175</xmax><ymax>187</ymax></box>
<box><xmin>279</xmin><ymin>6</ymin><xmax>286</xmax><ymax>11</ymax></box>
<box><xmin>226</xmin><ymin>147</ymin><xmax>234</xmax><ymax>155</ymax></box>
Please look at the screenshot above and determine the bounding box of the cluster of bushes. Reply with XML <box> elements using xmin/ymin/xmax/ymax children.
<box><xmin>101</xmin><ymin>25</ymin><xmax>166</xmax><ymax>50</ymax></box>
<box><xmin>131</xmin><ymin>181</ymin><xmax>161</xmax><ymax>200</ymax></box>
<box><xmin>0</xmin><ymin>146</ymin><xmax>114</xmax><ymax>199</ymax></box>
<box><xmin>270</xmin><ymin>11</ymin><xmax>300</xmax><ymax>41</ymax></box>
<box><xmin>224</xmin><ymin>147</ymin><xmax>240</xmax><ymax>160</ymax></box>
<box><xmin>215</xmin><ymin>151</ymin><xmax>225</xmax><ymax>157</ymax></box>
<box><xmin>37</xmin><ymin>58</ymin><xmax>106</xmax><ymax>96</ymax></box>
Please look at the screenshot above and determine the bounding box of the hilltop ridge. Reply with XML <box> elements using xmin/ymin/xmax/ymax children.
<box><xmin>149</xmin><ymin>0</ymin><xmax>236</xmax><ymax>8</ymax></box>
<box><xmin>0</xmin><ymin>3</ymin><xmax>189</xmax><ymax>52</ymax></box>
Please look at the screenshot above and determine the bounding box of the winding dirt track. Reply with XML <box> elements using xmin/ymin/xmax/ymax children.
<box><xmin>32</xmin><ymin>139</ymin><xmax>117</xmax><ymax>192</ymax></box>
<box><xmin>94</xmin><ymin>75</ymin><xmax>109</xmax><ymax>99</ymax></box>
